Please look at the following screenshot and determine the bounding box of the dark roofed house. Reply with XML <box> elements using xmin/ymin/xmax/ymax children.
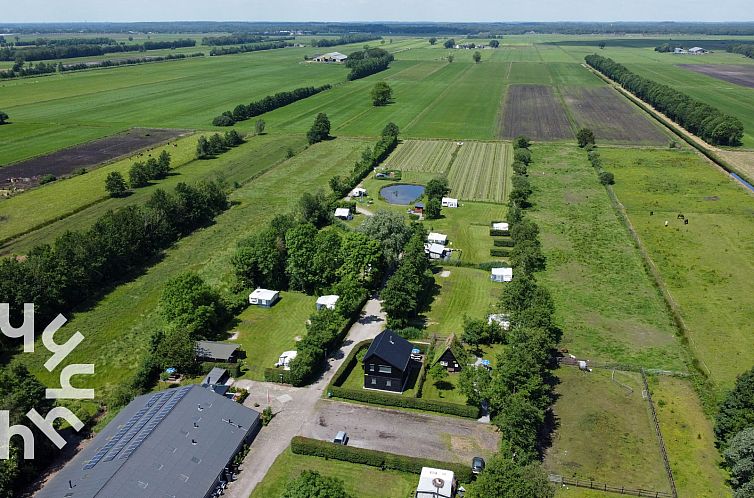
<box><xmin>363</xmin><ymin>330</ymin><xmax>415</xmax><ymax>393</ymax></box>
<box><xmin>196</xmin><ymin>340</ymin><xmax>240</xmax><ymax>363</ymax></box>
<box><xmin>202</xmin><ymin>367</ymin><xmax>231</xmax><ymax>396</ymax></box>
<box><xmin>433</xmin><ymin>334</ymin><xmax>468</xmax><ymax>373</ymax></box>
<box><xmin>37</xmin><ymin>384</ymin><xmax>260</xmax><ymax>498</ymax></box>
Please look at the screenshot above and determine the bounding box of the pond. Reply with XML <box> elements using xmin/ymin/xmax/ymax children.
<box><xmin>380</xmin><ymin>184</ymin><xmax>425</xmax><ymax>205</ymax></box>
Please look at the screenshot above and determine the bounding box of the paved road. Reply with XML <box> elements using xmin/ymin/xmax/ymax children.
<box><xmin>226</xmin><ymin>297</ymin><xmax>386</xmax><ymax>498</ymax></box>
<box><xmin>302</xmin><ymin>400</ymin><xmax>499</xmax><ymax>463</ymax></box>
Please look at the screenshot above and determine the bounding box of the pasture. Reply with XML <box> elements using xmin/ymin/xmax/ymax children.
<box><xmin>603</xmin><ymin>147</ymin><xmax>754</xmax><ymax>389</ymax></box>
<box><xmin>500</xmin><ymin>85</ymin><xmax>573</xmax><ymax>140</ymax></box>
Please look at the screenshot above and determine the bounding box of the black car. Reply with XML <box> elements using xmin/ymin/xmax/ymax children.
<box><xmin>471</xmin><ymin>456</ymin><xmax>485</xmax><ymax>475</ymax></box>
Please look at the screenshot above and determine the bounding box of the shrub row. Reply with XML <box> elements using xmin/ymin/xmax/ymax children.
<box><xmin>329</xmin><ymin>386</ymin><xmax>479</xmax><ymax>418</ymax></box>
<box><xmin>493</xmin><ymin>238</ymin><xmax>514</xmax><ymax>247</ymax></box>
<box><xmin>291</xmin><ymin>436</ymin><xmax>474</xmax><ymax>483</ymax></box>
<box><xmin>329</xmin><ymin>340</ymin><xmax>372</xmax><ymax>388</ymax></box>
<box><xmin>0</xmin><ymin>39</ymin><xmax>195</xmax><ymax>62</ymax></box>
<box><xmin>61</xmin><ymin>53</ymin><xmax>201</xmax><ymax>72</ymax></box>
<box><xmin>490</xmin><ymin>247</ymin><xmax>512</xmax><ymax>257</ymax></box>
<box><xmin>212</xmin><ymin>84</ymin><xmax>331</xmax><ymax>126</ymax></box>
<box><xmin>727</xmin><ymin>43</ymin><xmax>754</xmax><ymax>59</ymax></box>
<box><xmin>199</xmin><ymin>361</ymin><xmax>242</xmax><ymax>378</ymax></box>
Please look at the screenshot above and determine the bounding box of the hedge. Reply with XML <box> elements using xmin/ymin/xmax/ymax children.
<box><xmin>489</xmin><ymin>229</ymin><xmax>510</xmax><ymax>237</ymax></box>
<box><xmin>290</xmin><ymin>436</ymin><xmax>474</xmax><ymax>483</ymax></box>
<box><xmin>329</xmin><ymin>340</ymin><xmax>372</xmax><ymax>388</ymax></box>
<box><xmin>493</xmin><ymin>238</ymin><xmax>514</xmax><ymax>247</ymax></box>
<box><xmin>490</xmin><ymin>247</ymin><xmax>511</xmax><ymax>257</ymax></box>
<box><xmin>329</xmin><ymin>386</ymin><xmax>479</xmax><ymax>418</ymax></box>
<box><xmin>199</xmin><ymin>361</ymin><xmax>241</xmax><ymax>378</ymax></box>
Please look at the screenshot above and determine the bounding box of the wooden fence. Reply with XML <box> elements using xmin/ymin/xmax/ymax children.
<box><xmin>549</xmin><ymin>474</ymin><xmax>673</xmax><ymax>498</ymax></box>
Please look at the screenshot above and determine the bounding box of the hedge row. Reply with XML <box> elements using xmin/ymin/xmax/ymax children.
<box><xmin>489</xmin><ymin>229</ymin><xmax>510</xmax><ymax>237</ymax></box>
<box><xmin>290</xmin><ymin>436</ymin><xmax>474</xmax><ymax>483</ymax></box>
<box><xmin>329</xmin><ymin>386</ymin><xmax>479</xmax><ymax>418</ymax></box>
<box><xmin>329</xmin><ymin>340</ymin><xmax>372</xmax><ymax>388</ymax></box>
<box><xmin>199</xmin><ymin>361</ymin><xmax>241</xmax><ymax>378</ymax></box>
<box><xmin>493</xmin><ymin>238</ymin><xmax>514</xmax><ymax>247</ymax></box>
<box><xmin>490</xmin><ymin>247</ymin><xmax>511</xmax><ymax>257</ymax></box>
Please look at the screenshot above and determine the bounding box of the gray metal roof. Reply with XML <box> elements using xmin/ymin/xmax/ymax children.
<box><xmin>202</xmin><ymin>367</ymin><xmax>229</xmax><ymax>386</ymax></box>
<box><xmin>364</xmin><ymin>330</ymin><xmax>413</xmax><ymax>372</ymax></box>
<box><xmin>195</xmin><ymin>340</ymin><xmax>240</xmax><ymax>361</ymax></box>
<box><xmin>38</xmin><ymin>385</ymin><xmax>259</xmax><ymax>498</ymax></box>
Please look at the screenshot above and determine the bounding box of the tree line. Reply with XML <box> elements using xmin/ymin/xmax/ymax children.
<box><xmin>585</xmin><ymin>53</ymin><xmax>744</xmax><ymax>146</ymax></box>
<box><xmin>345</xmin><ymin>47</ymin><xmax>394</xmax><ymax>81</ymax></box>
<box><xmin>728</xmin><ymin>43</ymin><xmax>754</xmax><ymax>59</ymax></box>
<box><xmin>202</xmin><ymin>34</ymin><xmax>265</xmax><ymax>46</ymax></box>
<box><xmin>0</xmin><ymin>38</ymin><xmax>196</xmax><ymax>62</ymax></box>
<box><xmin>715</xmin><ymin>365</ymin><xmax>754</xmax><ymax>497</ymax></box>
<box><xmin>12</xmin><ymin>37</ymin><xmax>118</xmax><ymax>47</ymax></box>
<box><xmin>0</xmin><ymin>59</ymin><xmax>56</xmax><ymax>79</ymax></box>
<box><xmin>195</xmin><ymin>129</ymin><xmax>245</xmax><ymax>158</ymax></box>
<box><xmin>212</xmin><ymin>84</ymin><xmax>331</xmax><ymax>126</ymax></box>
<box><xmin>208</xmin><ymin>41</ymin><xmax>291</xmax><ymax>57</ymax></box>
<box><xmin>61</xmin><ymin>53</ymin><xmax>201</xmax><ymax>72</ymax></box>
<box><xmin>312</xmin><ymin>34</ymin><xmax>381</xmax><ymax>47</ymax></box>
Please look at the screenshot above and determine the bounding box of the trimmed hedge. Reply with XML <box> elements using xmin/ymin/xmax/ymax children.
<box><xmin>330</xmin><ymin>386</ymin><xmax>479</xmax><ymax>418</ymax></box>
<box><xmin>329</xmin><ymin>340</ymin><xmax>372</xmax><ymax>388</ymax></box>
<box><xmin>264</xmin><ymin>367</ymin><xmax>290</xmax><ymax>383</ymax></box>
<box><xmin>199</xmin><ymin>361</ymin><xmax>241</xmax><ymax>378</ymax></box>
<box><xmin>493</xmin><ymin>238</ymin><xmax>514</xmax><ymax>247</ymax></box>
<box><xmin>489</xmin><ymin>229</ymin><xmax>510</xmax><ymax>237</ymax></box>
<box><xmin>291</xmin><ymin>436</ymin><xmax>474</xmax><ymax>483</ymax></box>
<box><xmin>490</xmin><ymin>247</ymin><xmax>511</xmax><ymax>257</ymax></box>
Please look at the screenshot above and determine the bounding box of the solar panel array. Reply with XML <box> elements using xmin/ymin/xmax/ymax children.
<box><xmin>82</xmin><ymin>387</ymin><xmax>190</xmax><ymax>470</ymax></box>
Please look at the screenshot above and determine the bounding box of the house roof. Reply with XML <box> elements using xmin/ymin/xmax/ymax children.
<box><xmin>416</xmin><ymin>467</ymin><xmax>455</xmax><ymax>498</ymax></box>
<box><xmin>433</xmin><ymin>334</ymin><xmax>467</xmax><ymax>365</ymax></box>
<box><xmin>38</xmin><ymin>385</ymin><xmax>259</xmax><ymax>498</ymax></box>
<box><xmin>325</xmin><ymin>51</ymin><xmax>348</xmax><ymax>59</ymax></box>
<box><xmin>491</xmin><ymin>222</ymin><xmax>509</xmax><ymax>231</ymax></box>
<box><xmin>316</xmin><ymin>295</ymin><xmax>340</xmax><ymax>307</ymax></box>
<box><xmin>334</xmin><ymin>207</ymin><xmax>351</xmax><ymax>217</ymax></box>
<box><xmin>441</xmin><ymin>197</ymin><xmax>458</xmax><ymax>203</ymax></box>
<box><xmin>491</xmin><ymin>267</ymin><xmax>513</xmax><ymax>277</ymax></box>
<box><xmin>426</xmin><ymin>243</ymin><xmax>448</xmax><ymax>255</ymax></box>
<box><xmin>250</xmin><ymin>288</ymin><xmax>279</xmax><ymax>301</ymax></box>
<box><xmin>364</xmin><ymin>330</ymin><xmax>414</xmax><ymax>372</ymax></box>
<box><xmin>202</xmin><ymin>367</ymin><xmax>229</xmax><ymax>386</ymax></box>
<box><xmin>427</xmin><ymin>232</ymin><xmax>447</xmax><ymax>243</ymax></box>
<box><xmin>415</xmin><ymin>202</ymin><xmax>425</xmax><ymax>208</ymax></box>
<box><xmin>195</xmin><ymin>340</ymin><xmax>240</xmax><ymax>361</ymax></box>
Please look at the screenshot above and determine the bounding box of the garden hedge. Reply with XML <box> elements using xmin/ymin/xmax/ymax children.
<box><xmin>329</xmin><ymin>386</ymin><xmax>479</xmax><ymax>418</ymax></box>
<box><xmin>490</xmin><ymin>247</ymin><xmax>511</xmax><ymax>257</ymax></box>
<box><xmin>199</xmin><ymin>361</ymin><xmax>241</xmax><ymax>378</ymax></box>
<box><xmin>290</xmin><ymin>436</ymin><xmax>474</xmax><ymax>483</ymax></box>
<box><xmin>489</xmin><ymin>229</ymin><xmax>510</xmax><ymax>237</ymax></box>
<box><xmin>329</xmin><ymin>340</ymin><xmax>372</xmax><ymax>388</ymax></box>
<box><xmin>492</xmin><ymin>238</ymin><xmax>514</xmax><ymax>247</ymax></box>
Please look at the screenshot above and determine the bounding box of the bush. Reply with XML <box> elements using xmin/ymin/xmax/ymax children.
<box><xmin>490</xmin><ymin>247</ymin><xmax>512</xmax><ymax>257</ymax></box>
<box><xmin>493</xmin><ymin>238</ymin><xmax>514</xmax><ymax>247</ymax></box>
<box><xmin>39</xmin><ymin>174</ymin><xmax>57</xmax><ymax>185</ymax></box>
<box><xmin>513</xmin><ymin>148</ymin><xmax>532</xmax><ymax>165</ymax></box>
<box><xmin>212</xmin><ymin>114</ymin><xmax>235</xmax><ymax>126</ymax></box>
<box><xmin>598</xmin><ymin>171</ymin><xmax>615</xmax><ymax>185</ymax></box>
<box><xmin>329</xmin><ymin>386</ymin><xmax>479</xmax><ymax>418</ymax></box>
<box><xmin>395</xmin><ymin>327</ymin><xmax>424</xmax><ymax>340</ymax></box>
<box><xmin>199</xmin><ymin>361</ymin><xmax>241</xmax><ymax>378</ymax></box>
<box><xmin>291</xmin><ymin>436</ymin><xmax>474</xmax><ymax>483</ymax></box>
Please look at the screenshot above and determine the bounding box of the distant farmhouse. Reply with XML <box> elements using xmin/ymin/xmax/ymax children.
<box><xmin>312</xmin><ymin>51</ymin><xmax>348</xmax><ymax>63</ymax></box>
<box><xmin>38</xmin><ymin>385</ymin><xmax>260</xmax><ymax>498</ymax></box>
<box><xmin>688</xmin><ymin>46</ymin><xmax>708</xmax><ymax>54</ymax></box>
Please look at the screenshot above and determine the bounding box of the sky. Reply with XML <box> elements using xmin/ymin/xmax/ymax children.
<box><xmin>1</xmin><ymin>0</ymin><xmax>752</xmax><ymax>23</ymax></box>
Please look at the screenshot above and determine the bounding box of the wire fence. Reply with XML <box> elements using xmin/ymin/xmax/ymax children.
<box><xmin>641</xmin><ymin>369</ymin><xmax>678</xmax><ymax>498</ymax></box>
<box><xmin>549</xmin><ymin>474</ymin><xmax>673</xmax><ymax>498</ymax></box>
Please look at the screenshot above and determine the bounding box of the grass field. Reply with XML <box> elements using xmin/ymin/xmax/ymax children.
<box><xmin>421</xmin><ymin>369</ymin><xmax>468</xmax><ymax>405</ymax></box>
<box><xmin>603</xmin><ymin>147</ymin><xmax>754</xmax><ymax>389</ymax></box>
<box><xmin>12</xmin><ymin>137</ymin><xmax>368</xmax><ymax>417</ymax></box>
<box><xmin>545</xmin><ymin>367</ymin><xmax>670</xmax><ymax>493</ymax></box>
<box><xmin>423</xmin><ymin>201</ymin><xmax>506</xmax><ymax>264</ymax></box>
<box><xmin>381</xmin><ymin>139</ymin><xmax>458</xmax><ymax>173</ymax></box>
<box><xmin>232</xmin><ymin>292</ymin><xmax>316</xmax><ymax>381</ymax></box>
<box><xmin>448</xmin><ymin>141</ymin><xmax>512</xmax><ymax>202</ymax></box>
<box><xmin>527</xmin><ymin>145</ymin><xmax>685</xmax><ymax>371</ymax></box>
<box><xmin>251</xmin><ymin>448</ymin><xmax>418</xmax><ymax>498</ymax></box>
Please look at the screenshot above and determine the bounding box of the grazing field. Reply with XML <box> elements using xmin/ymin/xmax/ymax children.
<box><xmin>561</xmin><ymin>86</ymin><xmax>668</xmax><ymax>145</ymax></box>
<box><xmin>650</xmin><ymin>376</ymin><xmax>730</xmax><ymax>497</ymax></box>
<box><xmin>500</xmin><ymin>85</ymin><xmax>573</xmax><ymax>140</ymax></box>
<box><xmin>12</xmin><ymin>138</ymin><xmax>369</xmax><ymax>417</ymax></box>
<box><xmin>251</xmin><ymin>448</ymin><xmax>418</xmax><ymax>498</ymax></box>
<box><xmin>527</xmin><ymin>145</ymin><xmax>684</xmax><ymax>371</ymax></box>
<box><xmin>447</xmin><ymin>141</ymin><xmax>512</xmax><ymax>202</ymax></box>
<box><xmin>545</xmin><ymin>367</ymin><xmax>670</xmax><ymax>494</ymax></box>
<box><xmin>232</xmin><ymin>292</ymin><xmax>316</xmax><ymax>381</ymax></box>
<box><xmin>381</xmin><ymin>139</ymin><xmax>457</xmax><ymax>173</ymax></box>
<box><xmin>603</xmin><ymin>147</ymin><xmax>754</xmax><ymax>390</ymax></box>
<box><xmin>678</xmin><ymin>64</ymin><xmax>754</xmax><ymax>89</ymax></box>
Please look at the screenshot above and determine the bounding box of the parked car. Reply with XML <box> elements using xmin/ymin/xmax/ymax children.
<box><xmin>333</xmin><ymin>431</ymin><xmax>349</xmax><ymax>445</ymax></box>
<box><xmin>471</xmin><ymin>456</ymin><xmax>485</xmax><ymax>475</ymax></box>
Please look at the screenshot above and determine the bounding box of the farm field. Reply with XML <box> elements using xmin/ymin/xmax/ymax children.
<box><xmin>12</xmin><ymin>137</ymin><xmax>368</xmax><ymax>417</ymax></box>
<box><xmin>500</xmin><ymin>85</ymin><xmax>573</xmax><ymax>140</ymax></box>
<box><xmin>251</xmin><ymin>448</ymin><xmax>418</xmax><ymax>498</ymax></box>
<box><xmin>603</xmin><ymin>147</ymin><xmax>754</xmax><ymax>390</ymax></box>
<box><xmin>545</xmin><ymin>367</ymin><xmax>670</xmax><ymax>494</ymax></box>
<box><xmin>448</xmin><ymin>141</ymin><xmax>512</xmax><ymax>202</ymax></box>
<box><xmin>561</xmin><ymin>86</ymin><xmax>669</xmax><ymax>145</ymax></box>
<box><xmin>527</xmin><ymin>145</ymin><xmax>684</xmax><ymax>371</ymax></box>
<box><xmin>719</xmin><ymin>149</ymin><xmax>754</xmax><ymax>181</ymax></box>
<box><xmin>232</xmin><ymin>292</ymin><xmax>316</xmax><ymax>381</ymax></box>
<box><xmin>381</xmin><ymin>139</ymin><xmax>458</xmax><ymax>173</ymax></box>
<box><xmin>678</xmin><ymin>63</ymin><xmax>754</xmax><ymax>89</ymax></box>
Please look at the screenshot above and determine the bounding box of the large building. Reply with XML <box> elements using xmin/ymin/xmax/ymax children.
<box><xmin>39</xmin><ymin>385</ymin><xmax>260</xmax><ymax>498</ymax></box>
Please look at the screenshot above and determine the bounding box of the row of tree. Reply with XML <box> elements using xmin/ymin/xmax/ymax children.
<box><xmin>345</xmin><ymin>48</ymin><xmax>394</xmax><ymax>81</ymax></box>
<box><xmin>208</xmin><ymin>41</ymin><xmax>291</xmax><ymax>57</ymax></box>
<box><xmin>715</xmin><ymin>366</ymin><xmax>754</xmax><ymax>497</ymax></box>
<box><xmin>201</xmin><ymin>34</ymin><xmax>265</xmax><ymax>46</ymax></box>
<box><xmin>728</xmin><ymin>43</ymin><xmax>754</xmax><ymax>59</ymax></box>
<box><xmin>0</xmin><ymin>59</ymin><xmax>57</xmax><ymax>79</ymax></box>
<box><xmin>0</xmin><ymin>39</ymin><xmax>196</xmax><ymax>62</ymax></box>
<box><xmin>196</xmin><ymin>129</ymin><xmax>245</xmax><ymax>158</ymax></box>
<box><xmin>585</xmin><ymin>53</ymin><xmax>744</xmax><ymax>146</ymax></box>
<box><xmin>13</xmin><ymin>37</ymin><xmax>118</xmax><ymax>47</ymax></box>
<box><xmin>424</xmin><ymin>176</ymin><xmax>450</xmax><ymax>219</ymax></box>
<box><xmin>0</xmin><ymin>180</ymin><xmax>229</xmax><ymax>342</ymax></box>
<box><xmin>61</xmin><ymin>53</ymin><xmax>200</xmax><ymax>72</ymax></box>
<box><xmin>311</xmin><ymin>34</ymin><xmax>381</xmax><ymax>47</ymax></box>
<box><xmin>212</xmin><ymin>85</ymin><xmax>331</xmax><ymax>126</ymax></box>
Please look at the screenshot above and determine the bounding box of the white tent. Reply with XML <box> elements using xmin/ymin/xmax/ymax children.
<box><xmin>249</xmin><ymin>288</ymin><xmax>280</xmax><ymax>307</ymax></box>
<box><xmin>427</xmin><ymin>232</ymin><xmax>448</xmax><ymax>245</ymax></box>
<box><xmin>334</xmin><ymin>207</ymin><xmax>353</xmax><ymax>220</ymax></box>
<box><xmin>415</xmin><ymin>467</ymin><xmax>455</xmax><ymax>498</ymax></box>
<box><xmin>425</xmin><ymin>243</ymin><xmax>450</xmax><ymax>259</ymax></box>
<box><xmin>441</xmin><ymin>197</ymin><xmax>458</xmax><ymax>208</ymax></box>
<box><xmin>350</xmin><ymin>187</ymin><xmax>367</xmax><ymax>197</ymax></box>
<box><xmin>316</xmin><ymin>295</ymin><xmax>340</xmax><ymax>311</ymax></box>
<box><xmin>490</xmin><ymin>267</ymin><xmax>513</xmax><ymax>282</ymax></box>
<box><xmin>275</xmin><ymin>350</ymin><xmax>298</xmax><ymax>370</ymax></box>
<box><xmin>492</xmin><ymin>222</ymin><xmax>509</xmax><ymax>231</ymax></box>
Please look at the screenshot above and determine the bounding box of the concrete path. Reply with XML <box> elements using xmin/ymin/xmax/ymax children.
<box><xmin>226</xmin><ymin>297</ymin><xmax>386</xmax><ymax>498</ymax></box>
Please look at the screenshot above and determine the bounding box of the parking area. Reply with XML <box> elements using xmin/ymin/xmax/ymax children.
<box><xmin>301</xmin><ymin>400</ymin><xmax>499</xmax><ymax>463</ymax></box>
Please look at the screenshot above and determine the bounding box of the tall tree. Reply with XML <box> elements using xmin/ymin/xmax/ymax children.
<box><xmin>473</xmin><ymin>51</ymin><xmax>482</xmax><ymax>63</ymax></box>
<box><xmin>443</xmin><ymin>39</ymin><xmax>455</xmax><ymax>49</ymax></box>
<box><xmin>105</xmin><ymin>171</ymin><xmax>128</xmax><ymax>197</ymax></box>
<box><xmin>255</xmin><ymin>119</ymin><xmax>266</xmax><ymax>135</ymax></box>
<box><xmin>716</xmin><ymin>366</ymin><xmax>754</xmax><ymax>447</ymax></box>
<box><xmin>307</xmin><ymin>113</ymin><xmax>331</xmax><ymax>144</ymax></box>
<box><xmin>285</xmin><ymin>223</ymin><xmax>320</xmax><ymax>293</ymax></box>
<box><xmin>724</xmin><ymin>427</ymin><xmax>754</xmax><ymax>495</ymax></box>
<box><xmin>370</xmin><ymin>81</ymin><xmax>393</xmax><ymax>106</ymax></box>
<box><xmin>281</xmin><ymin>470</ymin><xmax>352</xmax><ymax>498</ymax></box>
<box><xmin>429</xmin><ymin>37</ymin><xmax>437</xmax><ymax>45</ymax></box>
<box><xmin>576</xmin><ymin>127</ymin><xmax>596</xmax><ymax>148</ymax></box>
<box><xmin>466</xmin><ymin>456</ymin><xmax>554</xmax><ymax>498</ymax></box>
<box><xmin>489</xmin><ymin>39</ymin><xmax>500</xmax><ymax>48</ymax></box>
<box><xmin>357</xmin><ymin>209</ymin><xmax>412</xmax><ymax>268</ymax></box>
<box><xmin>159</xmin><ymin>272</ymin><xmax>227</xmax><ymax>338</ymax></box>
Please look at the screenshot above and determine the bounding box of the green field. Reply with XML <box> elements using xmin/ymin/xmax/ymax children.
<box><xmin>381</xmin><ymin>139</ymin><xmax>458</xmax><ymax>173</ymax></box>
<box><xmin>448</xmin><ymin>141</ymin><xmax>512</xmax><ymax>202</ymax></box>
<box><xmin>527</xmin><ymin>145</ymin><xmax>685</xmax><ymax>371</ymax></box>
<box><xmin>423</xmin><ymin>201</ymin><xmax>506</xmax><ymax>264</ymax></box>
<box><xmin>251</xmin><ymin>448</ymin><xmax>418</xmax><ymax>498</ymax></box>
<box><xmin>603</xmin><ymin>147</ymin><xmax>754</xmax><ymax>389</ymax></box>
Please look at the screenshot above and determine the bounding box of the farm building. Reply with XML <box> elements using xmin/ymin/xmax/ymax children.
<box><xmin>688</xmin><ymin>47</ymin><xmax>708</xmax><ymax>54</ymax></box>
<box><xmin>433</xmin><ymin>334</ymin><xmax>467</xmax><ymax>373</ymax></box>
<box><xmin>491</xmin><ymin>267</ymin><xmax>513</xmax><ymax>282</ymax></box>
<box><xmin>249</xmin><ymin>288</ymin><xmax>280</xmax><ymax>307</ymax></box>
<box><xmin>38</xmin><ymin>385</ymin><xmax>260</xmax><ymax>498</ymax></box>
<box><xmin>350</xmin><ymin>187</ymin><xmax>367</xmax><ymax>197</ymax></box>
<box><xmin>673</xmin><ymin>47</ymin><xmax>688</xmax><ymax>54</ymax></box>
<box><xmin>491</xmin><ymin>222</ymin><xmax>509</xmax><ymax>231</ymax></box>
<box><xmin>312</xmin><ymin>51</ymin><xmax>348</xmax><ymax>63</ymax></box>
<box><xmin>425</xmin><ymin>243</ymin><xmax>451</xmax><ymax>260</ymax></box>
<box><xmin>201</xmin><ymin>367</ymin><xmax>231</xmax><ymax>396</ymax></box>
<box><xmin>415</xmin><ymin>467</ymin><xmax>457</xmax><ymax>498</ymax></box>
<box><xmin>275</xmin><ymin>350</ymin><xmax>298</xmax><ymax>370</ymax></box>
<box><xmin>195</xmin><ymin>340</ymin><xmax>241</xmax><ymax>363</ymax></box>
<box><xmin>363</xmin><ymin>330</ymin><xmax>415</xmax><ymax>393</ymax></box>
<box><xmin>334</xmin><ymin>207</ymin><xmax>353</xmax><ymax>220</ymax></box>
<box><xmin>488</xmin><ymin>313</ymin><xmax>511</xmax><ymax>331</ymax></box>
<box><xmin>427</xmin><ymin>232</ymin><xmax>448</xmax><ymax>245</ymax></box>
<box><xmin>441</xmin><ymin>197</ymin><xmax>458</xmax><ymax>208</ymax></box>
<box><xmin>316</xmin><ymin>294</ymin><xmax>340</xmax><ymax>311</ymax></box>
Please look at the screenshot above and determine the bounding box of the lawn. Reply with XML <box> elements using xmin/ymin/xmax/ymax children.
<box><xmin>423</xmin><ymin>266</ymin><xmax>499</xmax><ymax>337</ymax></box>
<box><xmin>527</xmin><ymin>145</ymin><xmax>685</xmax><ymax>372</ymax></box>
<box><xmin>12</xmin><ymin>137</ymin><xmax>369</xmax><ymax>419</ymax></box>
<box><xmin>232</xmin><ymin>292</ymin><xmax>316</xmax><ymax>381</ymax></box>
<box><xmin>423</xmin><ymin>201</ymin><xmax>506</xmax><ymax>264</ymax></box>
<box><xmin>603</xmin><ymin>147</ymin><xmax>754</xmax><ymax>390</ymax></box>
<box><xmin>545</xmin><ymin>366</ymin><xmax>670</xmax><ymax>493</ymax></box>
<box><xmin>250</xmin><ymin>447</ymin><xmax>418</xmax><ymax>498</ymax></box>
<box><xmin>421</xmin><ymin>369</ymin><xmax>468</xmax><ymax>405</ymax></box>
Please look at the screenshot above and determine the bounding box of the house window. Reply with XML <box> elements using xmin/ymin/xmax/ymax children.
<box><xmin>371</xmin><ymin>378</ymin><xmax>376</xmax><ymax>385</ymax></box>
<box><xmin>440</xmin><ymin>361</ymin><xmax>448</xmax><ymax>367</ymax></box>
<box><xmin>369</xmin><ymin>364</ymin><xmax>375</xmax><ymax>372</ymax></box>
<box><xmin>378</xmin><ymin>365</ymin><xmax>391</xmax><ymax>374</ymax></box>
<box><xmin>386</xmin><ymin>380</ymin><xmax>392</xmax><ymax>387</ymax></box>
